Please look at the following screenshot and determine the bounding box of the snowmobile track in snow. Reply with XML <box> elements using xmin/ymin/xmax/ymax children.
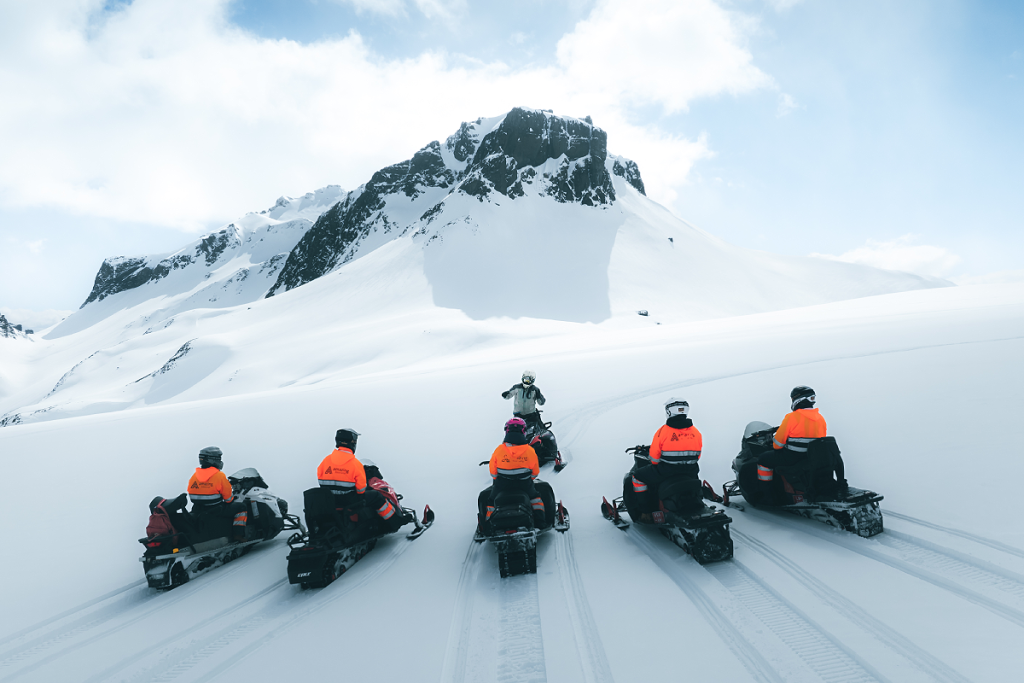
<box><xmin>885</xmin><ymin>510</ymin><xmax>1024</xmax><ymax>560</ymax></box>
<box><xmin>165</xmin><ymin>537</ymin><xmax>413</xmax><ymax>683</ymax></box>
<box><xmin>0</xmin><ymin>558</ymin><xmax>249</xmax><ymax>682</ymax></box>
<box><xmin>439</xmin><ymin>541</ymin><xmax>487</xmax><ymax>683</ymax></box>
<box><xmin>623</xmin><ymin>526</ymin><xmax>783</xmax><ymax>683</ymax></box>
<box><xmin>761</xmin><ymin>511</ymin><xmax>1024</xmax><ymax>631</ymax></box>
<box><xmin>732</xmin><ymin>529</ymin><xmax>970</xmax><ymax>683</ymax></box>
<box><xmin>553</xmin><ymin>533</ymin><xmax>615</xmax><ymax>683</ymax></box>
<box><xmin>629</xmin><ymin>524</ymin><xmax>891</xmax><ymax>683</ymax></box>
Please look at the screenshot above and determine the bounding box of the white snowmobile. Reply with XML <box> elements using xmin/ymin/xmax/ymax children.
<box><xmin>601</xmin><ymin>445</ymin><xmax>733</xmax><ymax>564</ymax></box>
<box><xmin>713</xmin><ymin>421</ymin><xmax>884</xmax><ymax>538</ymax></box>
<box><xmin>139</xmin><ymin>468</ymin><xmax>303</xmax><ymax>589</ymax></box>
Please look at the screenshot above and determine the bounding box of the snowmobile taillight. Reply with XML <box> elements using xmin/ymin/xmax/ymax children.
<box><xmin>146</xmin><ymin>542</ymin><xmax>160</xmax><ymax>548</ymax></box>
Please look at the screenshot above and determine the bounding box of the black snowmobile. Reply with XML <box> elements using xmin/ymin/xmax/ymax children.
<box><xmin>139</xmin><ymin>468</ymin><xmax>302</xmax><ymax>589</ymax></box>
<box><xmin>286</xmin><ymin>464</ymin><xmax>433</xmax><ymax>589</ymax></box>
<box><xmin>474</xmin><ymin>476</ymin><xmax>570</xmax><ymax>578</ymax></box>
<box><xmin>523</xmin><ymin>410</ymin><xmax>566</xmax><ymax>472</ymax></box>
<box><xmin>714</xmin><ymin>421</ymin><xmax>883</xmax><ymax>538</ymax></box>
<box><xmin>601</xmin><ymin>445</ymin><xmax>733</xmax><ymax>564</ymax></box>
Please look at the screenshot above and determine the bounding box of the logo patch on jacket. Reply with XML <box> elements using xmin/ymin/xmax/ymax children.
<box><xmin>190</xmin><ymin>482</ymin><xmax>198</xmax><ymax>489</ymax></box>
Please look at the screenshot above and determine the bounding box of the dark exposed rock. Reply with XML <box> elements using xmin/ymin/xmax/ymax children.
<box><xmin>613</xmin><ymin>159</ymin><xmax>646</xmax><ymax>195</ymax></box>
<box><xmin>0</xmin><ymin>313</ymin><xmax>17</xmax><ymax>338</ymax></box>
<box><xmin>80</xmin><ymin>225</ymin><xmax>242</xmax><ymax>307</ymax></box>
<box><xmin>268</xmin><ymin>141</ymin><xmax>455</xmax><ymax>297</ymax></box>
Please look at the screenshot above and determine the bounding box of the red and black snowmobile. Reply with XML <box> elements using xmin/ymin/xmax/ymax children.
<box><xmin>713</xmin><ymin>421</ymin><xmax>883</xmax><ymax>538</ymax></box>
<box><xmin>601</xmin><ymin>445</ymin><xmax>733</xmax><ymax>564</ymax></box>
<box><xmin>474</xmin><ymin>476</ymin><xmax>569</xmax><ymax>578</ymax></box>
<box><xmin>524</xmin><ymin>410</ymin><xmax>566</xmax><ymax>472</ymax></box>
<box><xmin>286</xmin><ymin>461</ymin><xmax>433</xmax><ymax>589</ymax></box>
<box><xmin>139</xmin><ymin>468</ymin><xmax>302</xmax><ymax>589</ymax></box>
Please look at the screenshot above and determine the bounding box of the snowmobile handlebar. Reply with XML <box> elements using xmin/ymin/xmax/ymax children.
<box><xmin>625</xmin><ymin>445</ymin><xmax>650</xmax><ymax>455</ymax></box>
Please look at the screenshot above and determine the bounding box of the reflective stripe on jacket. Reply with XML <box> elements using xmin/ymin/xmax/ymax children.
<box><xmin>773</xmin><ymin>408</ymin><xmax>827</xmax><ymax>452</ymax></box>
<box><xmin>650</xmin><ymin>424</ymin><xmax>702</xmax><ymax>466</ymax></box>
<box><xmin>489</xmin><ymin>443</ymin><xmax>540</xmax><ymax>480</ymax></box>
<box><xmin>317</xmin><ymin>448</ymin><xmax>367</xmax><ymax>494</ymax></box>
<box><xmin>188</xmin><ymin>467</ymin><xmax>233</xmax><ymax>505</ymax></box>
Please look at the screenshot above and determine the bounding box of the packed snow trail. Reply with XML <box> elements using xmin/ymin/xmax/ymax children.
<box><xmin>732</xmin><ymin>529</ymin><xmax>971</xmax><ymax>683</ymax></box>
<box><xmin>748</xmin><ymin>509</ymin><xmax>1024</xmax><ymax>630</ymax></box>
<box><xmin>623</xmin><ymin>525</ymin><xmax>784</xmax><ymax>682</ymax></box>
<box><xmin>0</xmin><ymin>555</ymin><xmax>254</xmax><ymax>682</ymax></box>
<box><xmin>553</xmin><ymin>533</ymin><xmax>615</xmax><ymax>683</ymax></box>
<box><xmin>884</xmin><ymin>510</ymin><xmax>1024</xmax><ymax>559</ymax></box>
<box><xmin>439</xmin><ymin>542</ymin><xmax>487</xmax><ymax>683</ymax></box>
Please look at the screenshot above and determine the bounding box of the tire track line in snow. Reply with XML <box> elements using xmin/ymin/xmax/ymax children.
<box><xmin>885</xmin><ymin>510</ymin><xmax>1024</xmax><ymax>560</ymax></box>
<box><xmin>623</xmin><ymin>526</ymin><xmax>784</xmax><ymax>683</ymax></box>
<box><xmin>703</xmin><ymin>560</ymin><xmax>886</xmax><ymax>683</ymax></box>
<box><xmin>497</xmin><ymin>574</ymin><xmax>547</xmax><ymax>683</ymax></box>
<box><xmin>553</xmin><ymin>533</ymin><xmax>614</xmax><ymax>683</ymax></box>
<box><xmin>760</xmin><ymin>512</ymin><xmax>1024</xmax><ymax>631</ymax></box>
<box><xmin>732</xmin><ymin>529</ymin><xmax>970</xmax><ymax>683</ymax></box>
<box><xmin>81</xmin><ymin>579</ymin><xmax>289</xmax><ymax>683</ymax></box>
<box><xmin>877</xmin><ymin>530</ymin><xmax>1024</xmax><ymax>602</ymax></box>
<box><xmin>439</xmin><ymin>541</ymin><xmax>486</xmax><ymax>683</ymax></box>
<box><xmin>0</xmin><ymin>580</ymin><xmax>146</xmax><ymax>649</ymax></box>
<box><xmin>188</xmin><ymin>537</ymin><xmax>412</xmax><ymax>683</ymax></box>
<box><xmin>0</xmin><ymin>557</ymin><xmax>248</xmax><ymax>682</ymax></box>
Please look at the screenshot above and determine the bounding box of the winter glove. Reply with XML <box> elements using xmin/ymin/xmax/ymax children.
<box><xmin>502</xmin><ymin>391</ymin><xmax>511</xmax><ymax>399</ymax></box>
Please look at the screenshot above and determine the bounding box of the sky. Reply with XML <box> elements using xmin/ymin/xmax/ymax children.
<box><xmin>0</xmin><ymin>0</ymin><xmax>1022</xmax><ymax>313</ymax></box>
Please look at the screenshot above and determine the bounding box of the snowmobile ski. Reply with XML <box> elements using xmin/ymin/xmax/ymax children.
<box><xmin>405</xmin><ymin>505</ymin><xmax>435</xmax><ymax>540</ymax></box>
<box><xmin>722</xmin><ymin>480</ymin><xmax>883</xmax><ymax>537</ymax></box>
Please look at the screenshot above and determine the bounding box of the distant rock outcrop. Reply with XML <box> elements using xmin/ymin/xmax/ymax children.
<box><xmin>0</xmin><ymin>312</ymin><xmax>17</xmax><ymax>338</ymax></box>
<box><xmin>268</xmin><ymin>107</ymin><xmax>645</xmax><ymax>296</ymax></box>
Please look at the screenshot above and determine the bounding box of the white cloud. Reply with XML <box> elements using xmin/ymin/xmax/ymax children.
<box><xmin>0</xmin><ymin>0</ymin><xmax>774</xmax><ymax>231</ymax></box>
<box><xmin>765</xmin><ymin>0</ymin><xmax>804</xmax><ymax>11</ymax></box>
<box><xmin>330</xmin><ymin>0</ymin><xmax>407</xmax><ymax>17</ymax></box>
<box><xmin>777</xmin><ymin>92</ymin><xmax>799</xmax><ymax>117</ymax></box>
<box><xmin>811</xmin><ymin>235</ymin><xmax>961</xmax><ymax>279</ymax></box>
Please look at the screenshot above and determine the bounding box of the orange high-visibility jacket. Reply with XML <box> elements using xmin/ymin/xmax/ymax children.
<box><xmin>188</xmin><ymin>467</ymin><xmax>233</xmax><ymax>504</ymax></box>
<box><xmin>773</xmin><ymin>408</ymin><xmax>827</xmax><ymax>451</ymax></box>
<box><xmin>489</xmin><ymin>443</ymin><xmax>540</xmax><ymax>480</ymax></box>
<box><xmin>650</xmin><ymin>424</ymin><xmax>703</xmax><ymax>466</ymax></box>
<box><xmin>317</xmin><ymin>448</ymin><xmax>367</xmax><ymax>494</ymax></box>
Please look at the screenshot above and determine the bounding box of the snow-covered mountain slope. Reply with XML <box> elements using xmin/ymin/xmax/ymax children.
<box><xmin>1</xmin><ymin>281</ymin><xmax>1022</xmax><ymax>683</ymax></box>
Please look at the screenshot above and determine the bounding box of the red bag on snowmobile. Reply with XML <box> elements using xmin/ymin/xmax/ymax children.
<box><xmin>143</xmin><ymin>498</ymin><xmax>180</xmax><ymax>548</ymax></box>
<box><xmin>367</xmin><ymin>477</ymin><xmax>401</xmax><ymax>510</ymax></box>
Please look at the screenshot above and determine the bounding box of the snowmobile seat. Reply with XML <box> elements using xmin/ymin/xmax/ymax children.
<box><xmin>659</xmin><ymin>477</ymin><xmax>705</xmax><ymax>513</ymax></box>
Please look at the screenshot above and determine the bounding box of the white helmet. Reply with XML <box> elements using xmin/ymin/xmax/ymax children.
<box><xmin>664</xmin><ymin>397</ymin><xmax>689</xmax><ymax>418</ymax></box>
<box><xmin>522</xmin><ymin>370</ymin><xmax>537</xmax><ymax>386</ymax></box>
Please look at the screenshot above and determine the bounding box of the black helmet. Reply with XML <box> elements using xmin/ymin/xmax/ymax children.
<box><xmin>790</xmin><ymin>386</ymin><xmax>816</xmax><ymax>410</ymax></box>
<box><xmin>198</xmin><ymin>446</ymin><xmax>223</xmax><ymax>469</ymax></box>
<box><xmin>335</xmin><ymin>428</ymin><xmax>360</xmax><ymax>451</ymax></box>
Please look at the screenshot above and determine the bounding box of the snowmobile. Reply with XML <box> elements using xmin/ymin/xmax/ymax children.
<box><xmin>601</xmin><ymin>445</ymin><xmax>733</xmax><ymax>564</ymax></box>
<box><xmin>712</xmin><ymin>421</ymin><xmax>883</xmax><ymax>538</ymax></box>
<box><xmin>474</xmin><ymin>477</ymin><xmax>570</xmax><ymax>578</ymax></box>
<box><xmin>523</xmin><ymin>410</ymin><xmax>566</xmax><ymax>472</ymax></box>
<box><xmin>286</xmin><ymin>464</ymin><xmax>433</xmax><ymax>589</ymax></box>
<box><xmin>139</xmin><ymin>468</ymin><xmax>302</xmax><ymax>589</ymax></box>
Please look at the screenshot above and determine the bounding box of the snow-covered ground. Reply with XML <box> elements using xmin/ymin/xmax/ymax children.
<box><xmin>1</xmin><ymin>278</ymin><xmax>1022</xmax><ymax>682</ymax></box>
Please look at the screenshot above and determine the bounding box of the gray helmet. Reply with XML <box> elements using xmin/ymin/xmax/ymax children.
<box><xmin>790</xmin><ymin>386</ymin><xmax>816</xmax><ymax>410</ymax></box>
<box><xmin>198</xmin><ymin>446</ymin><xmax>223</xmax><ymax>469</ymax></box>
<box><xmin>335</xmin><ymin>428</ymin><xmax>360</xmax><ymax>451</ymax></box>
<box><xmin>522</xmin><ymin>370</ymin><xmax>536</xmax><ymax>386</ymax></box>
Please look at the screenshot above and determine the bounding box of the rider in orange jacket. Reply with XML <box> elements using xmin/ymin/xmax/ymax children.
<box><xmin>478</xmin><ymin>418</ymin><xmax>546</xmax><ymax>530</ymax></box>
<box><xmin>317</xmin><ymin>428</ymin><xmax>398</xmax><ymax>528</ymax></box>
<box><xmin>630</xmin><ymin>398</ymin><xmax>703</xmax><ymax>514</ymax></box>
<box><xmin>188</xmin><ymin>446</ymin><xmax>248</xmax><ymax>541</ymax></box>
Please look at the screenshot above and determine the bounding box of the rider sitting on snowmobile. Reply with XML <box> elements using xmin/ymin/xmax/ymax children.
<box><xmin>316</xmin><ymin>428</ymin><xmax>402</xmax><ymax>533</ymax></box>
<box><xmin>629</xmin><ymin>399</ymin><xmax>704</xmax><ymax>517</ymax></box>
<box><xmin>757</xmin><ymin>386</ymin><xmax>848</xmax><ymax>500</ymax></box>
<box><xmin>478</xmin><ymin>418</ymin><xmax>547</xmax><ymax>532</ymax></box>
<box><xmin>188</xmin><ymin>446</ymin><xmax>248</xmax><ymax>542</ymax></box>
<box><xmin>502</xmin><ymin>370</ymin><xmax>547</xmax><ymax>433</ymax></box>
